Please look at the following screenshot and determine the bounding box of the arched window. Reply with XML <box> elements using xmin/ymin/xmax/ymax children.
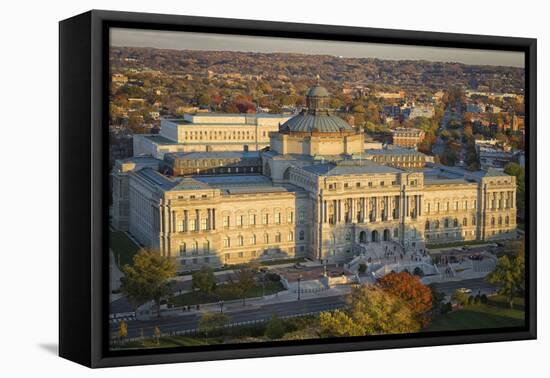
<box><xmin>491</xmin><ymin>217</ymin><xmax>495</xmax><ymax>226</ymax></box>
<box><xmin>444</xmin><ymin>219</ymin><xmax>449</xmax><ymax>228</ymax></box>
<box><xmin>264</xmin><ymin>233</ymin><xmax>269</xmax><ymax>244</ymax></box>
<box><xmin>250</xmin><ymin>234</ymin><xmax>256</xmax><ymax>245</ymax></box>
<box><xmin>179</xmin><ymin>243</ymin><xmax>186</xmax><ymax>255</ymax></box>
<box><xmin>223</xmin><ymin>237</ymin><xmax>230</xmax><ymax>248</ymax></box>
<box><xmin>299</xmin><ymin>230</ymin><xmax>305</xmax><ymax>241</ymax></box>
<box><xmin>192</xmin><ymin>241</ymin><xmax>198</xmax><ymax>253</ymax></box>
<box><xmin>275</xmin><ymin>232</ymin><xmax>281</xmax><ymax>243</ymax></box>
<box><xmin>435</xmin><ymin>220</ymin><xmax>440</xmax><ymax>229</ymax></box>
<box><xmin>425</xmin><ymin>220</ymin><xmax>430</xmax><ymax>230</ymax></box>
<box><xmin>203</xmin><ymin>240</ymin><xmax>210</xmax><ymax>252</ymax></box>
<box><xmin>472</xmin><ymin>216</ymin><xmax>476</xmax><ymax>226</ymax></box>
<box><xmin>505</xmin><ymin>216</ymin><xmax>510</xmax><ymax>225</ymax></box>
<box><xmin>462</xmin><ymin>218</ymin><xmax>467</xmax><ymax>226</ymax></box>
<box><xmin>288</xmin><ymin>232</ymin><xmax>294</xmax><ymax>241</ymax></box>
<box><xmin>238</xmin><ymin>235</ymin><xmax>244</xmax><ymax>246</ymax></box>
<box><xmin>453</xmin><ymin>218</ymin><xmax>458</xmax><ymax>227</ymax></box>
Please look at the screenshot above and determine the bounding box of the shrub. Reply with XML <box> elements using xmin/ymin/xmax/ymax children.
<box><xmin>474</xmin><ymin>294</ymin><xmax>481</xmax><ymax>304</ymax></box>
<box><xmin>265</xmin><ymin>314</ymin><xmax>285</xmax><ymax>340</ymax></box>
<box><xmin>467</xmin><ymin>295</ymin><xmax>474</xmax><ymax>305</ymax></box>
<box><xmin>265</xmin><ymin>272</ymin><xmax>281</xmax><ymax>282</ymax></box>
<box><xmin>480</xmin><ymin>294</ymin><xmax>488</xmax><ymax>304</ymax></box>
<box><xmin>413</xmin><ymin>267</ymin><xmax>425</xmax><ymax>277</ymax></box>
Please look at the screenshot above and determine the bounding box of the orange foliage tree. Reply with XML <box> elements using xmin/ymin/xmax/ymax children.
<box><xmin>376</xmin><ymin>271</ymin><xmax>433</xmax><ymax>326</ymax></box>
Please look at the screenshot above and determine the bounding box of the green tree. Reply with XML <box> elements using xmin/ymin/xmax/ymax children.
<box><xmin>120</xmin><ymin>249</ymin><xmax>176</xmax><ymax>318</ymax></box>
<box><xmin>192</xmin><ymin>266</ymin><xmax>217</xmax><ymax>294</ymax></box>
<box><xmin>504</xmin><ymin>162</ymin><xmax>525</xmax><ymax>216</ymax></box>
<box><xmin>234</xmin><ymin>267</ymin><xmax>256</xmax><ymax>306</ymax></box>
<box><xmin>265</xmin><ymin>314</ymin><xmax>285</xmax><ymax>340</ymax></box>
<box><xmin>198</xmin><ymin>312</ymin><xmax>230</xmax><ymax>342</ymax></box>
<box><xmin>451</xmin><ymin>290</ymin><xmax>469</xmax><ymax>306</ymax></box>
<box><xmin>319</xmin><ymin>286</ymin><xmax>419</xmax><ymax>337</ymax></box>
<box><xmin>487</xmin><ymin>241</ymin><xmax>525</xmax><ymax>309</ymax></box>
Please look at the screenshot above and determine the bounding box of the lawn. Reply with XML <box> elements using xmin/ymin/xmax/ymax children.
<box><xmin>487</xmin><ymin>295</ymin><xmax>525</xmax><ymax>310</ymax></box>
<box><xmin>426</xmin><ymin>303</ymin><xmax>525</xmax><ymax>332</ymax></box>
<box><xmin>169</xmin><ymin>281</ymin><xmax>285</xmax><ymax>307</ymax></box>
<box><xmin>110</xmin><ymin>230</ymin><xmax>140</xmax><ymax>268</ymax></box>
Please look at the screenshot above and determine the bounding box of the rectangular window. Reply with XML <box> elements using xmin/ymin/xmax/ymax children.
<box><xmin>262</xmin><ymin>213</ymin><xmax>269</xmax><ymax>225</ymax></box>
<box><xmin>249</xmin><ymin>214</ymin><xmax>256</xmax><ymax>225</ymax></box>
<box><xmin>176</xmin><ymin>219</ymin><xmax>184</xmax><ymax>232</ymax></box>
<box><xmin>275</xmin><ymin>213</ymin><xmax>281</xmax><ymax>224</ymax></box>
<box><xmin>298</xmin><ymin>209</ymin><xmax>306</xmax><ymax>224</ymax></box>
<box><xmin>236</xmin><ymin>215</ymin><xmax>243</xmax><ymax>227</ymax></box>
<box><xmin>200</xmin><ymin>218</ymin><xmax>207</xmax><ymax>230</ymax></box>
<box><xmin>189</xmin><ymin>219</ymin><xmax>196</xmax><ymax>231</ymax></box>
<box><xmin>223</xmin><ymin>216</ymin><xmax>230</xmax><ymax>228</ymax></box>
<box><xmin>287</xmin><ymin>211</ymin><xmax>293</xmax><ymax>224</ymax></box>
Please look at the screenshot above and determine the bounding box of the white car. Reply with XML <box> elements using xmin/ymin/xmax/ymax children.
<box><xmin>457</xmin><ymin>288</ymin><xmax>472</xmax><ymax>294</ymax></box>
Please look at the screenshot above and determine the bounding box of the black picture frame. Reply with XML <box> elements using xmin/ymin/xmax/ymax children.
<box><xmin>59</xmin><ymin>9</ymin><xmax>537</xmax><ymax>368</ymax></box>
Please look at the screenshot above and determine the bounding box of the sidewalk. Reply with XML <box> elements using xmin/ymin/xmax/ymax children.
<box><xmin>153</xmin><ymin>283</ymin><xmax>352</xmax><ymax>319</ymax></box>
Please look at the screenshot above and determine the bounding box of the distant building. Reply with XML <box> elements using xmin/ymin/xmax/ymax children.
<box><xmin>111</xmin><ymin>73</ymin><xmax>128</xmax><ymax>84</ymax></box>
<box><xmin>392</xmin><ymin>128</ymin><xmax>425</xmax><ymax>148</ymax></box>
<box><xmin>376</xmin><ymin>91</ymin><xmax>406</xmax><ymax>100</ymax></box>
<box><xmin>409</xmin><ymin>105</ymin><xmax>435</xmax><ymax>119</ymax></box>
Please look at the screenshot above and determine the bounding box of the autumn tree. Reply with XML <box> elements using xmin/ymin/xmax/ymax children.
<box><xmin>319</xmin><ymin>285</ymin><xmax>419</xmax><ymax>337</ymax></box>
<box><xmin>192</xmin><ymin>266</ymin><xmax>217</xmax><ymax>294</ymax></box>
<box><xmin>376</xmin><ymin>271</ymin><xmax>433</xmax><ymax>326</ymax></box>
<box><xmin>118</xmin><ymin>320</ymin><xmax>128</xmax><ymax>341</ymax></box>
<box><xmin>120</xmin><ymin>249</ymin><xmax>176</xmax><ymax>318</ymax></box>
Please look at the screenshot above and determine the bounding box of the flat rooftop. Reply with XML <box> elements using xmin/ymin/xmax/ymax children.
<box><xmin>301</xmin><ymin>160</ymin><xmax>402</xmax><ymax>176</ymax></box>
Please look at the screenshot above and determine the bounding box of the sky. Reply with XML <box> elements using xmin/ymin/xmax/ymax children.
<box><xmin>110</xmin><ymin>28</ymin><xmax>525</xmax><ymax>68</ymax></box>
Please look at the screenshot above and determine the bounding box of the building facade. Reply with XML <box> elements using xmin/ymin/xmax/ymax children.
<box><xmin>112</xmin><ymin>81</ymin><xmax>517</xmax><ymax>272</ymax></box>
<box><xmin>133</xmin><ymin>113</ymin><xmax>292</xmax><ymax>159</ymax></box>
<box><xmin>392</xmin><ymin>127</ymin><xmax>425</xmax><ymax>148</ymax></box>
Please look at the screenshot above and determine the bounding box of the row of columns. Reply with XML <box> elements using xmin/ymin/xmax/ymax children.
<box><xmin>319</xmin><ymin>195</ymin><xmax>413</xmax><ymax>225</ymax></box>
<box><xmin>164</xmin><ymin>207</ymin><xmax>217</xmax><ymax>233</ymax></box>
<box><xmin>489</xmin><ymin>191</ymin><xmax>515</xmax><ymax>210</ymax></box>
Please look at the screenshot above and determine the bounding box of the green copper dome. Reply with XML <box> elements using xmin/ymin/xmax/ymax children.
<box><xmin>307</xmin><ymin>85</ymin><xmax>329</xmax><ymax>98</ymax></box>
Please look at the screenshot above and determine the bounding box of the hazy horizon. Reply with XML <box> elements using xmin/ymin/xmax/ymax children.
<box><xmin>111</xmin><ymin>28</ymin><xmax>525</xmax><ymax>68</ymax></box>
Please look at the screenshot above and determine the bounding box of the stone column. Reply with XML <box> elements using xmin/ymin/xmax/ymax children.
<box><xmin>195</xmin><ymin>209</ymin><xmax>200</xmax><ymax>231</ymax></box>
<box><xmin>184</xmin><ymin>210</ymin><xmax>189</xmax><ymax>232</ymax></box>
<box><xmin>212</xmin><ymin>209</ymin><xmax>216</xmax><ymax>230</ymax></box>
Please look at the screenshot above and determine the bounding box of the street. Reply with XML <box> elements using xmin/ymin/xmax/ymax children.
<box><xmin>111</xmin><ymin>295</ymin><xmax>347</xmax><ymax>338</ymax></box>
<box><xmin>431</xmin><ymin>277</ymin><xmax>500</xmax><ymax>296</ymax></box>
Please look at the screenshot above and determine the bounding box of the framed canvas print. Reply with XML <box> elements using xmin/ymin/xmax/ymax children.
<box><xmin>59</xmin><ymin>10</ymin><xmax>536</xmax><ymax>368</ymax></box>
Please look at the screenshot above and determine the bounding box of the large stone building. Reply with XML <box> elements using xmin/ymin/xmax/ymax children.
<box><xmin>112</xmin><ymin>81</ymin><xmax>517</xmax><ymax>272</ymax></box>
<box><xmin>133</xmin><ymin>113</ymin><xmax>292</xmax><ymax>159</ymax></box>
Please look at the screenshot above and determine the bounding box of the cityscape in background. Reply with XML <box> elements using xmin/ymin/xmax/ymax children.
<box><xmin>108</xmin><ymin>30</ymin><xmax>526</xmax><ymax>350</ymax></box>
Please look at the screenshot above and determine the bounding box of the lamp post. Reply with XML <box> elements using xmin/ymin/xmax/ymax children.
<box><xmin>262</xmin><ymin>271</ymin><xmax>266</xmax><ymax>298</ymax></box>
<box><xmin>219</xmin><ymin>300</ymin><xmax>224</xmax><ymax>313</ymax></box>
<box><xmin>297</xmin><ymin>274</ymin><xmax>302</xmax><ymax>300</ymax></box>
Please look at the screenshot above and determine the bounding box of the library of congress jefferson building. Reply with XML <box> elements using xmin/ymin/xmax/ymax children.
<box><xmin>112</xmin><ymin>81</ymin><xmax>517</xmax><ymax>272</ymax></box>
